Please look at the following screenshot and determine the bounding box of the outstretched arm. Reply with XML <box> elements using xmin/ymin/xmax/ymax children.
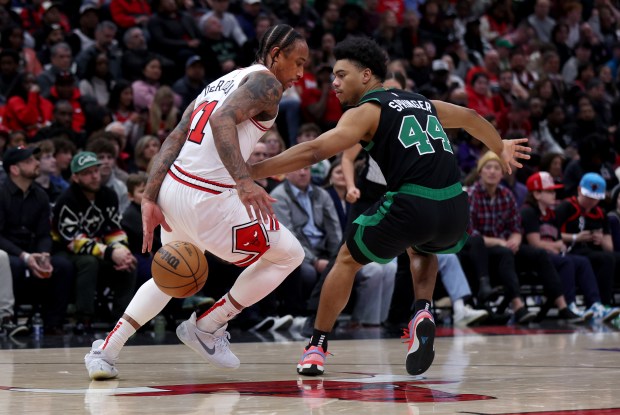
<box><xmin>209</xmin><ymin>70</ymin><xmax>282</xmax><ymax>222</ymax></box>
<box><xmin>432</xmin><ymin>100</ymin><xmax>531</xmax><ymax>173</ymax></box>
<box><xmin>141</xmin><ymin>99</ymin><xmax>196</xmax><ymax>252</ymax></box>
<box><xmin>250</xmin><ymin>104</ymin><xmax>378</xmax><ymax>179</ymax></box>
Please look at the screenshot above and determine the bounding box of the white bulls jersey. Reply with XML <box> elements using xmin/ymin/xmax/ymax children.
<box><xmin>171</xmin><ymin>64</ymin><xmax>276</xmax><ymax>187</ymax></box>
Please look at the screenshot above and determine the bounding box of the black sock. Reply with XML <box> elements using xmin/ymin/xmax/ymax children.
<box><xmin>413</xmin><ymin>299</ymin><xmax>431</xmax><ymax>315</ymax></box>
<box><xmin>308</xmin><ymin>329</ymin><xmax>329</xmax><ymax>351</ymax></box>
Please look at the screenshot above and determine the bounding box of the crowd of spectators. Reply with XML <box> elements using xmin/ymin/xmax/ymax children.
<box><xmin>1</xmin><ymin>0</ymin><xmax>620</xmax><ymax>335</ymax></box>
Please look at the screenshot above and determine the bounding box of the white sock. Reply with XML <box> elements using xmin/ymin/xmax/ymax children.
<box><xmin>453</xmin><ymin>298</ymin><xmax>465</xmax><ymax>317</ymax></box>
<box><xmin>99</xmin><ymin>318</ymin><xmax>136</xmax><ymax>360</ymax></box>
<box><xmin>196</xmin><ymin>293</ymin><xmax>242</xmax><ymax>333</ymax></box>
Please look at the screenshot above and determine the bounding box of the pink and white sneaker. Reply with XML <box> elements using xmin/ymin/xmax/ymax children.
<box><xmin>402</xmin><ymin>309</ymin><xmax>435</xmax><ymax>376</ymax></box>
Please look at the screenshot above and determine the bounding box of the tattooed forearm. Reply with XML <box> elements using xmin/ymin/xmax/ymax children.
<box><xmin>143</xmin><ymin>100</ymin><xmax>195</xmax><ymax>202</ymax></box>
<box><xmin>210</xmin><ymin>72</ymin><xmax>282</xmax><ymax>183</ymax></box>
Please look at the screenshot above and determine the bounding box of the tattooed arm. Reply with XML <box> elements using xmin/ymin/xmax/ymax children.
<box><xmin>209</xmin><ymin>71</ymin><xmax>282</xmax><ymax>222</ymax></box>
<box><xmin>141</xmin><ymin>100</ymin><xmax>195</xmax><ymax>252</ymax></box>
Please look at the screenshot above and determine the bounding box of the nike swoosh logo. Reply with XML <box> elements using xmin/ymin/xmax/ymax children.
<box><xmin>194</xmin><ymin>333</ymin><xmax>215</xmax><ymax>355</ymax></box>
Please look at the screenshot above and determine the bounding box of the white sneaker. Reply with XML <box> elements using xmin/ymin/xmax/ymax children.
<box><xmin>271</xmin><ymin>315</ymin><xmax>294</xmax><ymax>331</ymax></box>
<box><xmin>176</xmin><ymin>312</ymin><xmax>240</xmax><ymax>369</ymax></box>
<box><xmin>453</xmin><ymin>305</ymin><xmax>489</xmax><ymax>328</ymax></box>
<box><xmin>568</xmin><ymin>302</ymin><xmax>594</xmax><ymax>321</ymax></box>
<box><xmin>84</xmin><ymin>339</ymin><xmax>119</xmax><ymax>380</ymax></box>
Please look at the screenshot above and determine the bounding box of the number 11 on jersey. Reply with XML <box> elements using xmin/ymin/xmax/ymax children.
<box><xmin>187</xmin><ymin>100</ymin><xmax>218</xmax><ymax>145</ymax></box>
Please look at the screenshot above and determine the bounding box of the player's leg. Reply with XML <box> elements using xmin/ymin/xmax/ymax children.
<box><xmin>404</xmin><ymin>248</ymin><xmax>438</xmax><ymax>376</ymax></box>
<box><xmin>85</xmin><ymin>215</ymin><xmax>189</xmax><ymax>380</ymax></box>
<box><xmin>177</xmin><ymin>222</ymin><xmax>304</xmax><ymax>368</ymax></box>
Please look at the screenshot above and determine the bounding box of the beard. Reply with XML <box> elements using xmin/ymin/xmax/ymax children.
<box><xmin>78</xmin><ymin>181</ymin><xmax>101</xmax><ymax>193</ymax></box>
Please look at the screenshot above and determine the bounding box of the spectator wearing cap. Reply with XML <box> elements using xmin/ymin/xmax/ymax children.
<box><xmin>0</xmin><ymin>26</ymin><xmax>43</xmax><ymax>77</ymax></box>
<box><xmin>201</xmin><ymin>0</ymin><xmax>247</xmax><ymax>47</ymax></box>
<box><xmin>236</xmin><ymin>0</ymin><xmax>263</xmax><ymax>40</ymax></box>
<box><xmin>420</xmin><ymin>59</ymin><xmax>453</xmax><ymax>101</ymax></box>
<box><xmin>66</xmin><ymin>3</ymin><xmax>99</xmax><ymax>57</ymax></box>
<box><xmin>36</xmin><ymin>42</ymin><xmax>73</xmax><ymax>97</ymax></box>
<box><xmin>0</xmin><ymin>145</ymin><xmax>74</xmax><ymax>334</ymax></box>
<box><xmin>76</xmin><ymin>21</ymin><xmax>122</xmax><ymax>81</ymax></box>
<box><xmin>172</xmin><ymin>55</ymin><xmax>208</xmax><ymax>110</ymax></box>
<box><xmin>109</xmin><ymin>0</ymin><xmax>151</xmax><ymax>29</ymax></box>
<box><xmin>459</xmin><ymin>151</ymin><xmax>537</xmax><ymax>324</ymax></box>
<box><xmin>2</xmin><ymin>72</ymin><xmax>54</xmax><ymax>139</ymax></box>
<box><xmin>521</xmin><ymin>171</ymin><xmax>598</xmax><ymax>322</ymax></box>
<box><xmin>52</xmin><ymin>151</ymin><xmax>137</xmax><ymax>333</ymax></box>
<box><xmin>554</xmin><ymin>172</ymin><xmax>620</xmax><ymax>321</ymax></box>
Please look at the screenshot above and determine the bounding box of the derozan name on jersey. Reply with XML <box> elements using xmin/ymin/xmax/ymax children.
<box><xmin>206</xmin><ymin>79</ymin><xmax>235</xmax><ymax>95</ymax></box>
<box><xmin>388</xmin><ymin>99</ymin><xmax>432</xmax><ymax>112</ymax></box>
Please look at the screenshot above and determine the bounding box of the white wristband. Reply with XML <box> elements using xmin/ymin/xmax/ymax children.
<box><xmin>22</xmin><ymin>253</ymin><xmax>31</xmax><ymax>264</ymax></box>
<box><xmin>572</xmin><ymin>234</ymin><xmax>577</xmax><ymax>243</ymax></box>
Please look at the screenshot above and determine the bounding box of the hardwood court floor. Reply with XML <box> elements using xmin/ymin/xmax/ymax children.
<box><xmin>0</xmin><ymin>324</ymin><xmax>619</xmax><ymax>415</ymax></box>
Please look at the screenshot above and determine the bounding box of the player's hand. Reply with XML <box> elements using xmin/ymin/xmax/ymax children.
<box><xmin>142</xmin><ymin>198</ymin><xmax>171</xmax><ymax>253</ymax></box>
<box><xmin>500</xmin><ymin>138</ymin><xmax>531</xmax><ymax>174</ymax></box>
<box><xmin>345</xmin><ymin>187</ymin><xmax>361</xmax><ymax>203</ymax></box>
<box><xmin>236</xmin><ymin>178</ymin><xmax>277</xmax><ymax>223</ymax></box>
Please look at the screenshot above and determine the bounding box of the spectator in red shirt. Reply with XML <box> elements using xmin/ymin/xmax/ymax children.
<box><xmin>466</xmin><ymin>72</ymin><xmax>495</xmax><ymax>117</ymax></box>
<box><xmin>301</xmin><ymin>64</ymin><xmax>342</xmax><ymax>132</ymax></box>
<box><xmin>110</xmin><ymin>0</ymin><xmax>152</xmax><ymax>29</ymax></box>
<box><xmin>2</xmin><ymin>73</ymin><xmax>53</xmax><ymax>139</ymax></box>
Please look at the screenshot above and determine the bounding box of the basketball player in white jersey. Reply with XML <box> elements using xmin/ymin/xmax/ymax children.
<box><xmin>85</xmin><ymin>24</ymin><xmax>309</xmax><ymax>380</ymax></box>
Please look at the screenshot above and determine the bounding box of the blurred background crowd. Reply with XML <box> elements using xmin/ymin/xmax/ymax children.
<box><xmin>1</xmin><ymin>0</ymin><xmax>620</xmax><ymax>338</ymax></box>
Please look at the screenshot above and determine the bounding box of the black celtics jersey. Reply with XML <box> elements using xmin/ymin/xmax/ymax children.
<box><xmin>357</xmin><ymin>89</ymin><xmax>461</xmax><ymax>191</ymax></box>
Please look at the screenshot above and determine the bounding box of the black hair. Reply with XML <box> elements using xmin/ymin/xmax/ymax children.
<box><xmin>256</xmin><ymin>24</ymin><xmax>305</xmax><ymax>67</ymax></box>
<box><xmin>333</xmin><ymin>36</ymin><xmax>387</xmax><ymax>81</ymax></box>
<box><xmin>108</xmin><ymin>79</ymin><xmax>133</xmax><ymax>112</ymax></box>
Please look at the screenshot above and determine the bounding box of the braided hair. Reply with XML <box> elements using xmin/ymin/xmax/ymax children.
<box><xmin>256</xmin><ymin>24</ymin><xmax>305</xmax><ymax>67</ymax></box>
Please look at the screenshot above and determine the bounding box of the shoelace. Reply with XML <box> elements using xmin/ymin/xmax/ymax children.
<box><xmin>214</xmin><ymin>331</ymin><xmax>232</xmax><ymax>350</ymax></box>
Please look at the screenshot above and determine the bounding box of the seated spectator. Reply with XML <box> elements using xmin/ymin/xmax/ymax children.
<box><xmin>104</xmin><ymin>122</ymin><xmax>131</xmax><ymax>182</ymax></box>
<box><xmin>608</xmin><ymin>183</ymin><xmax>620</xmax><ymax>251</ymax></box>
<box><xmin>201</xmin><ymin>14</ymin><xmax>240</xmax><ymax>75</ymax></box>
<box><xmin>172</xmin><ymin>55</ymin><xmax>208</xmax><ymax>111</ymax></box>
<box><xmin>146</xmin><ymin>86</ymin><xmax>180</xmax><ymax>141</ymax></box>
<box><xmin>32</xmin><ymin>100</ymin><xmax>84</xmax><ymax>147</ymax></box>
<box><xmin>270</xmin><ymin>167</ymin><xmax>342</xmax><ymax>317</ymax></box>
<box><xmin>521</xmin><ymin>172</ymin><xmax>600</xmax><ymax>322</ymax></box>
<box><xmin>0</xmin><ymin>249</ymin><xmax>28</xmax><ymax>336</ymax></box>
<box><xmin>300</xmin><ymin>63</ymin><xmax>343</xmax><ymax>132</ymax></box>
<box><xmin>121</xmin><ymin>27</ymin><xmax>176</xmax><ymax>84</ymax></box>
<box><xmin>52</xmin><ymin>136</ymin><xmax>76</xmax><ymax>185</ymax></box>
<box><xmin>33</xmin><ymin>139</ymin><xmax>64</xmax><ymax>205</ymax></box>
<box><xmin>200</xmin><ymin>0</ymin><xmax>247</xmax><ymax>47</ymax></box>
<box><xmin>466</xmin><ymin>72</ymin><xmax>495</xmax><ymax>117</ymax></box>
<box><xmin>108</xmin><ymin>80</ymin><xmax>145</xmax><ymax>149</ymax></box>
<box><xmin>132</xmin><ymin>135</ymin><xmax>160</xmax><ymax>173</ymax></box>
<box><xmin>555</xmin><ymin>173</ymin><xmax>620</xmax><ymax>321</ymax></box>
<box><xmin>296</xmin><ymin>123</ymin><xmax>330</xmax><ymax>185</ymax></box>
<box><xmin>461</xmin><ymin>152</ymin><xmax>557</xmax><ymax>324</ymax></box>
<box><xmin>78</xmin><ymin>51</ymin><xmax>115</xmax><ymax>106</ymax></box>
<box><xmin>132</xmin><ymin>57</ymin><xmax>181</xmax><ymax>112</ymax></box>
<box><xmin>66</xmin><ymin>4</ymin><xmax>98</xmax><ymax>57</ymax></box>
<box><xmin>437</xmin><ymin>254</ymin><xmax>489</xmax><ymax>327</ymax></box>
<box><xmin>36</xmin><ymin>42</ymin><xmax>72</xmax><ymax>98</ymax></box>
<box><xmin>75</xmin><ymin>21</ymin><xmax>122</xmax><ymax>81</ymax></box>
<box><xmin>47</xmin><ymin>72</ymin><xmax>93</xmax><ymax>134</ymax></box>
<box><xmin>52</xmin><ymin>152</ymin><xmax>137</xmax><ymax>333</ymax></box>
<box><xmin>248</xmin><ymin>141</ymin><xmax>280</xmax><ymax>193</ymax></box>
<box><xmin>0</xmin><ymin>146</ymin><xmax>73</xmax><ymax>334</ymax></box>
<box><xmin>110</xmin><ymin>0</ymin><xmax>151</xmax><ymax>30</ymax></box>
<box><xmin>121</xmin><ymin>172</ymin><xmax>159</xmax><ymax>286</ymax></box>
<box><xmin>563</xmin><ymin>133</ymin><xmax>617</xmax><ymax>198</ymax></box>
<box><xmin>0</xmin><ymin>49</ymin><xmax>21</xmax><ymax>104</ymax></box>
<box><xmin>86</xmin><ymin>135</ymin><xmax>130</xmax><ymax>212</ymax></box>
<box><xmin>2</xmin><ymin>72</ymin><xmax>53</xmax><ymax>139</ymax></box>
<box><xmin>262</xmin><ymin>129</ymin><xmax>286</xmax><ymax>158</ymax></box>
<box><xmin>0</xmin><ymin>26</ymin><xmax>43</xmax><ymax>77</ymax></box>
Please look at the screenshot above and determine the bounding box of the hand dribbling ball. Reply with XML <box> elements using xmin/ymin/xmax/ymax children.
<box><xmin>152</xmin><ymin>241</ymin><xmax>208</xmax><ymax>298</ymax></box>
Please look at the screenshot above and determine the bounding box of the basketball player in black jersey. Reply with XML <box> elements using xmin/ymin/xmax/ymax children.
<box><xmin>249</xmin><ymin>37</ymin><xmax>530</xmax><ymax>377</ymax></box>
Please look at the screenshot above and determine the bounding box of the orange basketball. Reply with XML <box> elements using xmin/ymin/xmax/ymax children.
<box><xmin>151</xmin><ymin>241</ymin><xmax>209</xmax><ymax>298</ymax></box>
